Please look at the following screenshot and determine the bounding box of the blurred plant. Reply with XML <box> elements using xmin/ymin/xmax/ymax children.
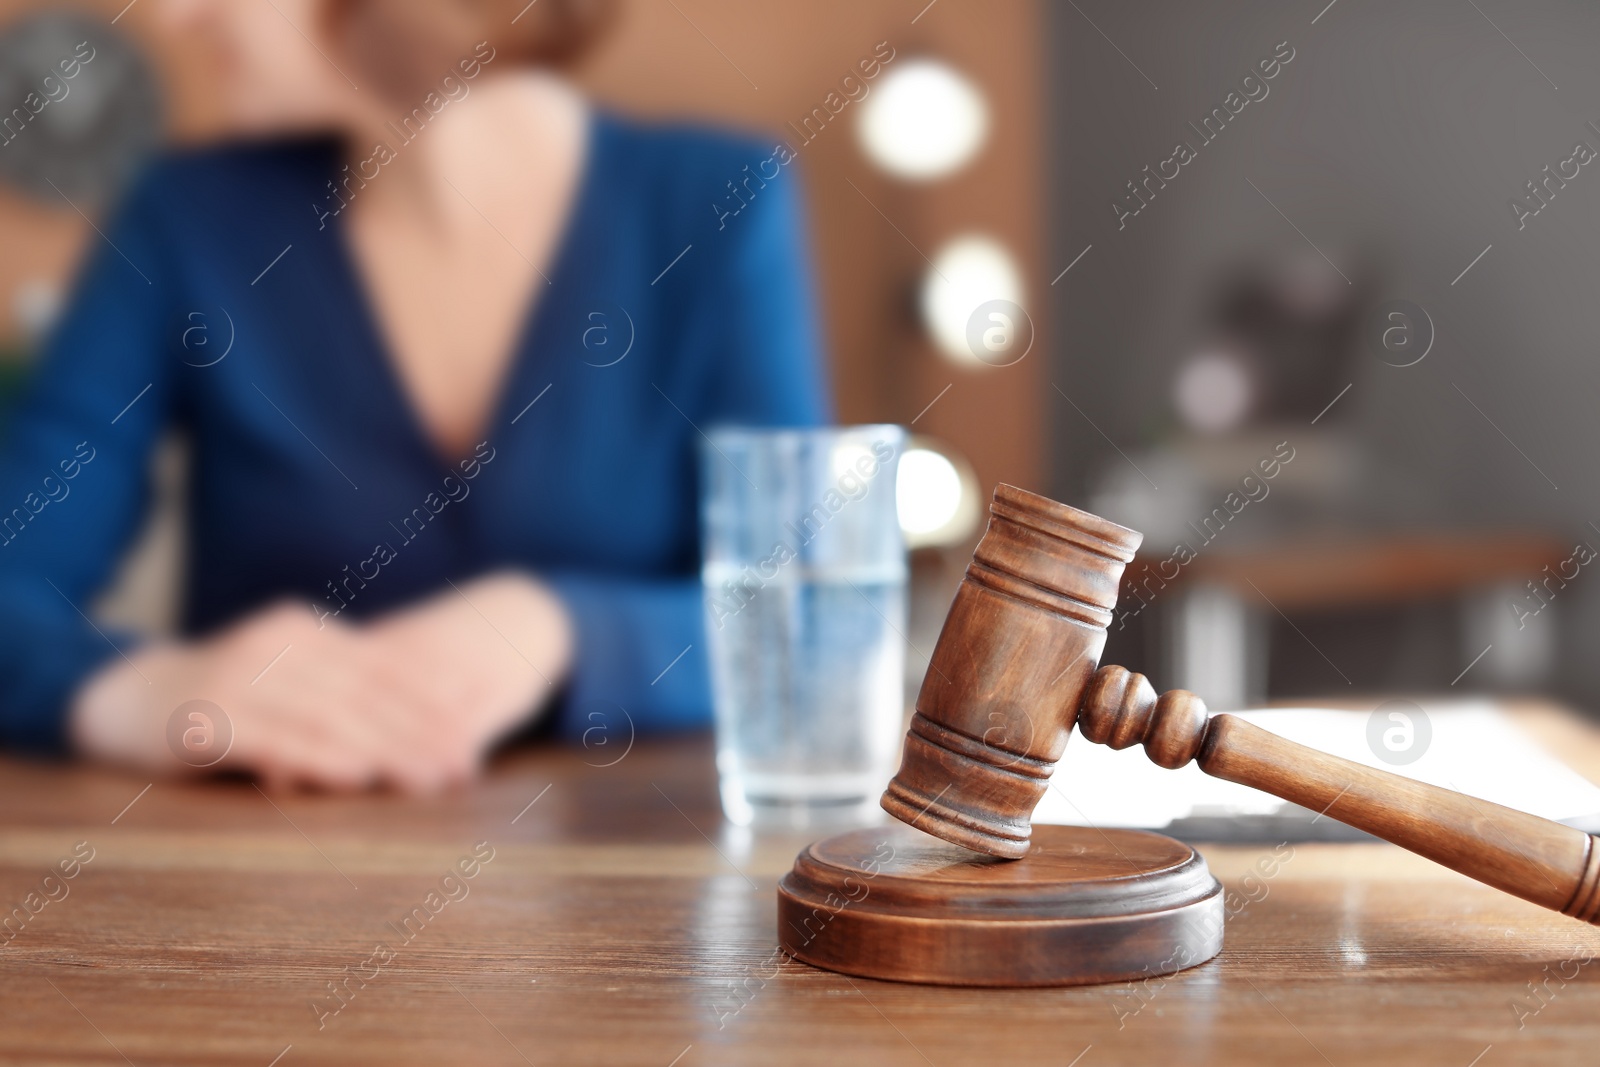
<box><xmin>0</xmin><ymin>343</ymin><xmax>29</xmax><ymax>439</ymax></box>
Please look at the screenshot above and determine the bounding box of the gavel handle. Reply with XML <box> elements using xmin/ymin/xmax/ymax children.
<box><xmin>1080</xmin><ymin>666</ymin><xmax>1600</xmax><ymax>923</ymax></box>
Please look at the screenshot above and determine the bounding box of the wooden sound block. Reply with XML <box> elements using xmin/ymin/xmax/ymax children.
<box><xmin>777</xmin><ymin>822</ymin><xmax>1224</xmax><ymax>987</ymax></box>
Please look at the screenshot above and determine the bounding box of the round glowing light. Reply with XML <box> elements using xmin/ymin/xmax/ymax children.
<box><xmin>1174</xmin><ymin>349</ymin><xmax>1254</xmax><ymax>434</ymax></box>
<box><xmin>921</xmin><ymin>236</ymin><xmax>1025</xmax><ymax>366</ymax></box>
<box><xmin>857</xmin><ymin>58</ymin><xmax>989</xmax><ymax>181</ymax></box>
<box><xmin>896</xmin><ymin>448</ymin><xmax>963</xmax><ymax>536</ymax></box>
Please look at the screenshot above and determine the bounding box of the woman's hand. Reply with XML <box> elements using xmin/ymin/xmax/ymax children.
<box><xmin>69</xmin><ymin>572</ymin><xmax>573</xmax><ymax>792</ymax></box>
<box><xmin>364</xmin><ymin>571</ymin><xmax>574</xmax><ymax>773</ymax></box>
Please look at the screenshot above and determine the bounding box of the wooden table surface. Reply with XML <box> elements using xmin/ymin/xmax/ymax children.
<box><xmin>4</xmin><ymin>706</ymin><xmax>1600</xmax><ymax>1066</ymax></box>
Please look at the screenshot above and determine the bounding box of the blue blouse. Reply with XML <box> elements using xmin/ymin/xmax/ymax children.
<box><xmin>0</xmin><ymin>110</ymin><xmax>830</xmax><ymax>751</ymax></box>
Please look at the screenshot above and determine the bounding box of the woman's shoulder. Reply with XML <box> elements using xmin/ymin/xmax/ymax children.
<box><xmin>590</xmin><ymin>110</ymin><xmax>806</xmax><ymax>262</ymax></box>
<box><xmin>596</xmin><ymin>110</ymin><xmax>783</xmax><ymax>170</ymax></box>
<box><xmin>592</xmin><ymin>110</ymin><xmax>796</xmax><ymax>202</ymax></box>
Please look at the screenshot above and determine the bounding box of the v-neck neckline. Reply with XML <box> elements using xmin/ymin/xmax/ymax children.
<box><xmin>326</xmin><ymin>109</ymin><xmax>605</xmax><ymax>475</ymax></box>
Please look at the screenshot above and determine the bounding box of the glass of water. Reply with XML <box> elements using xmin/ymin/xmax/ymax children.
<box><xmin>700</xmin><ymin>425</ymin><xmax>908</xmax><ymax>827</ymax></box>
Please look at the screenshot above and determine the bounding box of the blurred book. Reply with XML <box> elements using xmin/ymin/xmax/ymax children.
<box><xmin>1034</xmin><ymin>701</ymin><xmax>1600</xmax><ymax>843</ymax></box>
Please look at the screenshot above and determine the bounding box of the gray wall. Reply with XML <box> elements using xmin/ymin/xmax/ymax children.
<box><xmin>1045</xmin><ymin>0</ymin><xmax>1600</xmax><ymax>703</ymax></box>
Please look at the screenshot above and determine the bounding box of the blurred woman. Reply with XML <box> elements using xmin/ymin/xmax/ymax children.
<box><xmin>0</xmin><ymin>0</ymin><xmax>828</xmax><ymax>789</ymax></box>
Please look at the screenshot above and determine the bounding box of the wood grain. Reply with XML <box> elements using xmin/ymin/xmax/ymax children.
<box><xmin>1</xmin><ymin>715</ymin><xmax>1599</xmax><ymax>1065</ymax></box>
<box><xmin>881</xmin><ymin>485</ymin><xmax>1144</xmax><ymax>858</ymax></box>
<box><xmin>778</xmin><ymin>823</ymin><xmax>1223</xmax><ymax>986</ymax></box>
<box><xmin>1201</xmin><ymin>716</ymin><xmax>1598</xmax><ymax>920</ymax></box>
<box><xmin>883</xmin><ymin>487</ymin><xmax>1600</xmax><ymax>931</ymax></box>
<box><xmin>1081</xmin><ymin>665</ymin><xmax>1600</xmax><ymax>924</ymax></box>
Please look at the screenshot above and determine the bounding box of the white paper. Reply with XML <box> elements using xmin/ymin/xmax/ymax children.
<box><xmin>1032</xmin><ymin>701</ymin><xmax>1600</xmax><ymax>830</ymax></box>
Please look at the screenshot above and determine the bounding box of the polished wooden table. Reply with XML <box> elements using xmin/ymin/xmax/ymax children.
<box><xmin>4</xmin><ymin>706</ymin><xmax>1600</xmax><ymax>1065</ymax></box>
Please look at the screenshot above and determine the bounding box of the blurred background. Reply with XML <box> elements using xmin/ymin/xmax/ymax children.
<box><xmin>0</xmin><ymin>0</ymin><xmax>1596</xmax><ymax>717</ymax></box>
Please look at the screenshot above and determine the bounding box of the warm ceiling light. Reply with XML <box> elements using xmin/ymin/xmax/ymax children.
<box><xmin>857</xmin><ymin>58</ymin><xmax>989</xmax><ymax>181</ymax></box>
<box><xmin>920</xmin><ymin>235</ymin><xmax>1025</xmax><ymax>367</ymax></box>
<box><xmin>896</xmin><ymin>441</ymin><xmax>981</xmax><ymax>549</ymax></box>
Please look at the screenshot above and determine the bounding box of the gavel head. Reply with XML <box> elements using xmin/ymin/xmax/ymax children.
<box><xmin>880</xmin><ymin>484</ymin><xmax>1145</xmax><ymax>859</ymax></box>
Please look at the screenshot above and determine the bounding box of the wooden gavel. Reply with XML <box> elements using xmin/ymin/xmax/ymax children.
<box><xmin>881</xmin><ymin>484</ymin><xmax>1600</xmax><ymax>925</ymax></box>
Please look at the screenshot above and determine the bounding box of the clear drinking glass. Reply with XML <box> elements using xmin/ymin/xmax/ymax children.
<box><xmin>700</xmin><ymin>425</ymin><xmax>908</xmax><ymax>827</ymax></box>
